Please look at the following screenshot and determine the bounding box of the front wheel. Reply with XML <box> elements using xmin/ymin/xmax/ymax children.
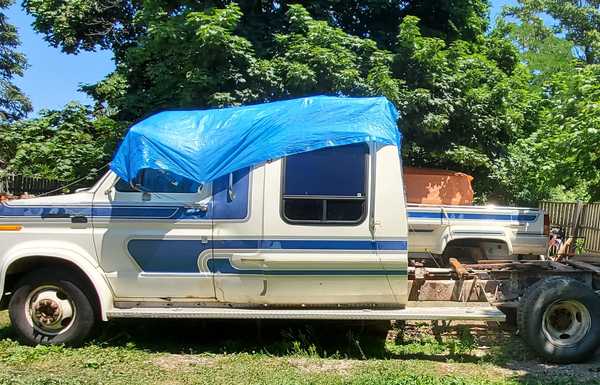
<box><xmin>517</xmin><ymin>277</ymin><xmax>600</xmax><ymax>363</ymax></box>
<box><xmin>8</xmin><ymin>269</ymin><xmax>96</xmax><ymax>346</ymax></box>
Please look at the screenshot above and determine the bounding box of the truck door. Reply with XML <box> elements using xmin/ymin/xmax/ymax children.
<box><xmin>211</xmin><ymin>166</ymin><xmax>265</xmax><ymax>303</ymax></box>
<box><xmin>92</xmin><ymin>169</ymin><xmax>215</xmax><ymax>301</ymax></box>
<box><xmin>255</xmin><ymin>143</ymin><xmax>399</xmax><ymax>305</ymax></box>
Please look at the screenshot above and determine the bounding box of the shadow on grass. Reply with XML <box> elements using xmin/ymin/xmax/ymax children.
<box><xmin>0</xmin><ymin>323</ymin><xmax>13</xmax><ymax>341</ymax></box>
<box><xmin>3</xmin><ymin>312</ymin><xmax>599</xmax><ymax>384</ymax></box>
<box><xmin>90</xmin><ymin>318</ymin><xmax>520</xmax><ymax>364</ymax></box>
<box><xmin>93</xmin><ymin>318</ymin><xmax>600</xmax><ymax>383</ymax></box>
<box><xmin>0</xmin><ymin>312</ymin><xmax>14</xmax><ymax>340</ymax></box>
<box><xmin>94</xmin><ymin>319</ymin><xmax>391</xmax><ymax>359</ymax></box>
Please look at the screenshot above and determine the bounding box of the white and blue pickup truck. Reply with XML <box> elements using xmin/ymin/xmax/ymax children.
<box><xmin>0</xmin><ymin>96</ymin><xmax>598</xmax><ymax>363</ymax></box>
<box><xmin>407</xmin><ymin>203</ymin><xmax>548</xmax><ymax>262</ymax></box>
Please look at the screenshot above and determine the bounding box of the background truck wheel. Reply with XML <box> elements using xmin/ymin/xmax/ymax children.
<box><xmin>517</xmin><ymin>276</ymin><xmax>600</xmax><ymax>363</ymax></box>
<box><xmin>8</xmin><ymin>269</ymin><xmax>96</xmax><ymax>346</ymax></box>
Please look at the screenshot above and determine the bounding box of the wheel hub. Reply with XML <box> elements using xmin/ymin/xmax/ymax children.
<box><xmin>542</xmin><ymin>300</ymin><xmax>591</xmax><ymax>347</ymax></box>
<box><xmin>33</xmin><ymin>298</ymin><xmax>62</xmax><ymax>326</ymax></box>
<box><xmin>26</xmin><ymin>286</ymin><xmax>76</xmax><ymax>335</ymax></box>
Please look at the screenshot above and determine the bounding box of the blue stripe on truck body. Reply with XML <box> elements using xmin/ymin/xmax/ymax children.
<box><xmin>127</xmin><ymin>239</ymin><xmax>407</xmax><ymax>274</ymax></box>
<box><xmin>407</xmin><ymin>211</ymin><xmax>537</xmax><ymax>222</ymax></box>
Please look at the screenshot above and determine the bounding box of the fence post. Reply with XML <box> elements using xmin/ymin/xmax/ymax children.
<box><xmin>572</xmin><ymin>200</ymin><xmax>584</xmax><ymax>238</ymax></box>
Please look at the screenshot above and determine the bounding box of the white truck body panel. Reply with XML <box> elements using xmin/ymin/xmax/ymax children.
<box><xmin>407</xmin><ymin>203</ymin><xmax>547</xmax><ymax>257</ymax></box>
<box><xmin>0</xmin><ymin>192</ymin><xmax>115</xmax><ymax>319</ymax></box>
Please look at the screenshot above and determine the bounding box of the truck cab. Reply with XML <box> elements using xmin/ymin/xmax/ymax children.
<box><xmin>91</xmin><ymin>142</ymin><xmax>407</xmax><ymax>306</ymax></box>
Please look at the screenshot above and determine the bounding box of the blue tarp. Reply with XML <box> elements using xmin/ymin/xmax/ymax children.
<box><xmin>111</xmin><ymin>95</ymin><xmax>401</xmax><ymax>185</ymax></box>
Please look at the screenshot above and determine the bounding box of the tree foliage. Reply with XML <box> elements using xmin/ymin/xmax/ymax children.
<box><xmin>497</xmin><ymin>12</ymin><xmax>574</xmax><ymax>83</ymax></box>
<box><xmin>507</xmin><ymin>0</ymin><xmax>600</xmax><ymax>64</ymax></box>
<box><xmin>486</xmin><ymin>0</ymin><xmax>600</xmax><ymax>204</ymax></box>
<box><xmin>5</xmin><ymin>0</ymin><xmax>599</xmax><ymax>205</ymax></box>
<box><xmin>391</xmin><ymin>16</ymin><xmax>536</xmax><ymax>200</ymax></box>
<box><xmin>0</xmin><ymin>0</ymin><xmax>31</xmax><ymax>121</ymax></box>
<box><xmin>23</xmin><ymin>0</ymin><xmax>490</xmax><ymax>56</ymax></box>
<box><xmin>497</xmin><ymin>65</ymin><xmax>600</xmax><ymax>204</ymax></box>
<box><xmin>18</xmin><ymin>1</ymin><xmax>533</xmax><ymax>199</ymax></box>
<box><xmin>0</xmin><ymin>102</ymin><xmax>123</xmax><ymax>180</ymax></box>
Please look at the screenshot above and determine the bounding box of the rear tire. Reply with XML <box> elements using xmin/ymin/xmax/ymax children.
<box><xmin>8</xmin><ymin>269</ymin><xmax>96</xmax><ymax>346</ymax></box>
<box><xmin>517</xmin><ymin>276</ymin><xmax>600</xmax><ymax>363</ymax></box>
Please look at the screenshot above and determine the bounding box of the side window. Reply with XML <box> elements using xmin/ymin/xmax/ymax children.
<box><xmin>282</xmin><ymin>143</ymin><xmax>368</xmax><ymax>225</ymax></box>
<box><xmin>115</xmin><ymin>168</ymin><xmax>202</xmax><ymax>194</ymax></box>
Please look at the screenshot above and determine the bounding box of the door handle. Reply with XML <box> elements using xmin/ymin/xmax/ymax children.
<box><xmin>70</xmin><ymin>215</ymin><xmax>88</xmax><ymax>224</ymax></box>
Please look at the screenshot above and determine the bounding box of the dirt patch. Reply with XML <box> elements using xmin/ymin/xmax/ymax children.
<box><xmin>433</xmin><ymin>362</ymin><xmax>516</xmax><ymax>378</ymax></box>
<box><xmin>151</xmin><ymin>354</ymin><xmax>217</xmax><ymax>371</ymax></box>
<box><xmin>287</xmin><ymin>358</ymin><xmax>358</xmax><ymax>376</ymax></box>
<box><xmin>506</xmin><ymin>353</ymin><xmax>600</xmax><ymax>383</ymax></box>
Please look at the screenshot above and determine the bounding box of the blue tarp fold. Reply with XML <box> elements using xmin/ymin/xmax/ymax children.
<box><xmin>110</xmin><ymin>95</ymin><xmax>401</xmax><ymax>184</ymax></box>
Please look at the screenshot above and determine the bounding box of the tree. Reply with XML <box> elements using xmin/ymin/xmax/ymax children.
<box><xmin>0</xmin><ymin>102</ymin><xmax>123</xmax><ymax>180</ymax></box>
<box><xmin>23</xmin><ymin>0</ymin><xmax>490</xmax><ymax>57</ymax></box>
<box><xmin>23</xmin><ymin>1</ymin><xmax>539</xmax><ymax>204</ymax></box>
<box><xmin>506</xmin><ymin>0</ymin><xmax>600</xmax><ymax>64</ymax></box>
<box><xmin>22</xmin><ymin>0</ymin><xmax>139</xmax><ymax>57</ymax></box>
<box><xmin>87</xmin><ymin>3</ymin><xmax>269</xmax><ymax>119</ymax></box>
<box><xmin>494</xmin><ymin>64</ymin><xmax>600</xmax><ymax>204</ymax></box>
<box><xmin>0</xmin><ymin>0</ymin><xmax>31</xmax><ymax>120</ymax></box>
<box><xmin>488</xmin><ymin>0</ymin><xmax>600</xmax><ymax>204</ymax></box>
<box><xmin>82</xmin><ymin>3</ymin><xmax>403</xmax><ymax>119</ymax></box>
<box><xmin>390</xmin><ymin>16</ymin><xmax>538</xmax><ymax>201</ymax></box>
<box><xmin>496</xmin><ymin>13</ymin><xmax>575</xmax><ymax>83</ymax></box>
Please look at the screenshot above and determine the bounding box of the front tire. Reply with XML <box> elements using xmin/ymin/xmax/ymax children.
<box><xmin>517</xmin><ymin>277</ymin><xmax>600</xmax><ymax>363</ymax></box>
<box><xmin>8</xmin><ymin>269</ymin><xmax>96</xmax><ymax>346</ymax></box>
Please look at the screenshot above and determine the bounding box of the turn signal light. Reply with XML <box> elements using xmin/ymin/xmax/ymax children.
<box><xmin>0</xmin><ymin>225</ymin><xmax>22</xmax><ymax>231</ymax></box>
<box><xmin>543</xmin><ymin>214</ymin><xmax>550</xmax><ymax>236</ymax></box>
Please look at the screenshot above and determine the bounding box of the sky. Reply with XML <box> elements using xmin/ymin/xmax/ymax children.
<box><xmin>6</xmin><ymin>0</ymin><xmax>517</xmax><ymax>115</ymax></box>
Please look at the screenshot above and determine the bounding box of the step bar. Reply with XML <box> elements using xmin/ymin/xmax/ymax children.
<box><xmin>107</xmin><ymin>305</ymin><xmax>505</xmax><ymax>321</ymax></box>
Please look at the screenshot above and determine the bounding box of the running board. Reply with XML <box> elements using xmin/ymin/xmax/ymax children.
<box><xmin>107</xmin><ymin>306</ymin><xmax>505</xmax><ymax>321</ymax></box>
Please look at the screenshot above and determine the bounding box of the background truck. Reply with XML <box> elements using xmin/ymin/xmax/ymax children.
<box><xmin>0</xmin><ymin>96</ymin><xmax>598</xmax><ymax>364</ymax></box>
<box><xmin>404</xmin><ymin>168</ymin><xmax>548</xmax><ymax>262</ymax></box>
<box><xmin>407</xmin><ymin>203</ymin><xmax>548</xmax><ymax>261</ymax></box>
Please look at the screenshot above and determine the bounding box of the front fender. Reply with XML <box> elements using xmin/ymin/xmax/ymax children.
<box><xmin>0</xmin><ymin>242</ymin><xmax>114</xmax><ymax>321</ymax></box>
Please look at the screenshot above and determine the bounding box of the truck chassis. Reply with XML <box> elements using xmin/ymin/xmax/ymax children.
<box><xmin>408</xmin><ymin>257</ymin><xmax>600</xmax><ymax>305</ymax></box>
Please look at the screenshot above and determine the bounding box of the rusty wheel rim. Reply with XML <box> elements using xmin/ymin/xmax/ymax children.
<box><xmin>25</xmin><ymin>285</ymin><xmax>77</xmax><ymax>336</ymax></box>
<box><xmin>542</xmin><ymin>299</ymin><xmax>591</xmax><ymax>347</ymax></box>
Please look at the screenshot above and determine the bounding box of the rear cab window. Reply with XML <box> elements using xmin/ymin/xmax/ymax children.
<box><xmin>281</xmin><ymin>143</ymin><xmax>368</xmax><ymax>225</ymax></box>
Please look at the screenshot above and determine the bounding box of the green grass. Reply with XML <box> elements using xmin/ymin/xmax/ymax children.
<box><xmin>0</xmin><ymin>311</ymin><xmax>597</xmax><ymax>385</ymax></box>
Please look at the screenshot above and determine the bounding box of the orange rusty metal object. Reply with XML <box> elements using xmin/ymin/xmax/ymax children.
<box><xmin>448</xmin><ymin>258</ymin><xmax>468</xmax><ymax>279</ymax></box>
<box><xmin>403</xmin><ymin>167</ymin><xmax>474</xmax><ymax>205</ymax></box>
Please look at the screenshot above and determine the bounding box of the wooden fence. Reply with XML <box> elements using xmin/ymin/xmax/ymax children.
<box><xmin>540</xmin><ymin>201</ymin><xmax>600</xmax><ymax>257</ymax></box>
<box><xmin>0</xmin><ymin>174</ymin><xmax>65</xmax><ymax>196</ymax></box>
